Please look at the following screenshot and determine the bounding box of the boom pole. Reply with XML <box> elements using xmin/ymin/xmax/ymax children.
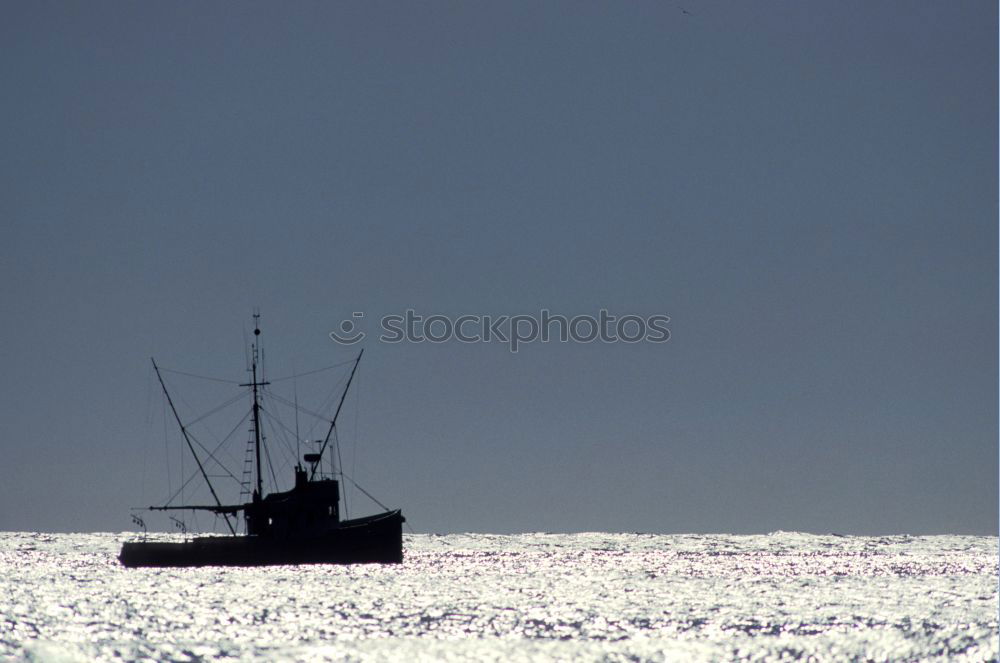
<box><xmin>152</xmin><ymin>358</ymin><xmax>236</xmax><ymax>535</ymax></box>
<box><xmin>311</xmin><ymin>349</ymin><xmax>364</xmax><ymax>480</ymax></box>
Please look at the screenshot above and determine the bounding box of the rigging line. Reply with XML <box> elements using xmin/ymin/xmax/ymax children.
<box><xmin>159</xmin><ymin>367</ymin><xmax>243</xmax><ymax>385</ymax></box>
<box><xmin>177</xmin><ymin>402</ymin><xmax>249</xmax><ymax>478</ymax></box>
<box><xmin>263</xmin><ymin>385</ymin><xmax>351</xmax><ymax>464</ymax></box>
<box><xmin>262</xmin><ymin>389</ymin><xmax>332</xmax><ymax>423</ymax></box>
<box><xmin>312</xmin><ymin>350</ymin><xmax>364</xmax><ymax>481</ymax></box>
<box><xmin>152</xmin><ymin>358</ymin><xmax>235</xmax><ymax>535</ymax></box>
<box><xmin>145</xmin><ymin>363</ymin><xmax>154</xmax><ymax>425</ymax></box>
<box><xmin>142</xmin><ymin>375</ymin><xmax>151</xmax><ymax>508</ymax></box>
<box><xmin>158</xmin><ymin>410</ymin><xmax>250</xmax><ymax>508</ymax></box>
<box><xmin>206</xmin><ymin>407</ymin><xmax>254</xmax><ymax>470</ymax></box>
<box><xmin>262</xmin><ymin>429</ymin><xmax>278</xmax><ymax>493</ymax></box>
<box><xmin>162</xmin><ymin>395</ymin><xmax>171</xmax><ymax>499</ymax></box>
<box><xmin>158</xmin><ymin>441</ymin><xmax>236</xmax><ymax>509</ymax></box>
<box><xmin>341</xmin><ymin>474</ymin><xmax>390</xmax><ymax>513</ymax></box>
<box><xmin>334</xmin><ymin>426</ymin><xmax>347</xmax><ymax>517</ymax></box>
<box><xmin>159</xmin><ymin>467</ymin><xmax>201</xmax><ymax>509</ymax></box>
<box><xmin>158</xmin><ymin>463</ymin><xmax>236</xmax><ymax>516</ymax></box>
<box><xmin>298</xmin><ymin>372</ymin><xmax>351</xmax><ymax>442</ymax></box>
<box><xmin>259</xmin><ymin>397</ymin><xmax>294</xmax><ymax>454</ymax></box>
<box><xmin>267</xmin><ymin>359</ymin><xmax>357</xmax><ymax>383</ymax></box>
<box><xmin>333</xmin><ymin>426</ymin><xmax>351</xmax><ymax>518</ymax></box>
<box><xmin>243</xmin><ymin>325</ymin><xmax>250</xmax><ymax>372</ymax></box>
<box><xmin>180</xmin><ymin>410</ymin><xmax>184</xmax><ymax>509</ymax></box>
<box><xmin>258</xmin><ymin>403</ymin><xmax>305</xmax><ymax>440</ymax></box>
<box><xmin>293</xmin><ymin>367</ymin><xmax>300</xmax><ymax>466</ymax></box>
<box><xmin>187</xmin><ymin>430</ymin><xmax>242</xmax><ymax>484</ymax></box>
<box><xmin>160</xmin><ymin>368</ymin><xmax>250</xmax><ymax>440</ymax></box>
<box><xmin>169</xmin><ymin>381</ymin><xmax>232</xmax><ymax>448</ymax></box>
<box><xmin>267</xmin><ymin>371</ymin><xmax>349</xmax><ymax>444</ymax></box>
<box><xmin>270</xmin><ymin>407</ymin><xmax>298</xmax><ymax>468</ymax></box>
<box><xmin>172</xmin><ymin>390</ymin><xmax>255</xmax><ymax>474</ymax></box>
<box><xmin>185</xmin><ymin>389</ymin><xmax>252</xmax><ymax>427</ymax></box>
<box><xmin>262</xmin><ymin>417</ymin><xmax>293</xmax><ymax>482</ymax></box>
<box><xmin>352</xmin><ymin>365</ymin><xmax>361</xmax><ymax>499</ymax></box>
<box><xmin>253</xmin><ymin>378</ymin><xmax>346</xmax><ymax>464</ymax></box>
<box><xmin>262</xmin><ymin>397</ymin><xmax>335</xmax><ymax>463</ymax></box>
<box><xmin>260</xmin><ymin>406</ymin><xmax>297</xmax><ymax>479</ymax></box>
<box><xmin>258</xmin><ymin>404</ymin><xmax>300</xmax><ymax>459</ymax></box>
<box><xmin>262</xmin><ymin>385</ymin><xmax>338</xmax><ymax>424</ymax></box>
<box><xmin>169</xmin><ymin>382</ymin><xmax>248</xmax><ymax>438</ymax></box>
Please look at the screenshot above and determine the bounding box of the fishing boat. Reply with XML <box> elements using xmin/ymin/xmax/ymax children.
<box><xmin>120</xmin><ymin>314</ymin><xmax>404</xmax><ymax>567</ymax></box>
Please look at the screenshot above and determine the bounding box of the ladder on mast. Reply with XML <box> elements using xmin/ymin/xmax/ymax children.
<box><xmin>239</xmin><ymin>423</ymin><xmax>256</xmax><ymax>503</ymax></box>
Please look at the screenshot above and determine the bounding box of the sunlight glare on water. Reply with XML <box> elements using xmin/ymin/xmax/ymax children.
<box><xmin>0</xmin><ymin>532</ymin><xmax>996</xmax><ymax>661</ymax></box>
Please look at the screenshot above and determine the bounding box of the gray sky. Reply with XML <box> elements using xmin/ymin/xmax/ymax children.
<box><xmin>1</xmin><ymin>1</ymin><xmax>996</xmax><ymax>535</ymax></box>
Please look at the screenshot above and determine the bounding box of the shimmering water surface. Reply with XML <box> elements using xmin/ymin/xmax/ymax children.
<box><xmin>0</xmin><ymin>532</ymin><xmax>996</xmax><ymax>661</ymax></box>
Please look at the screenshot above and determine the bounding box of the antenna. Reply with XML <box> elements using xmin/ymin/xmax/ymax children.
<box><xmin>243</xmin><ymin>323</ymin><xmax>251</xmax><ymax>372</ymax></box>
<box><xmin>293</xmin><ymin>364</ymin><xmax>301</xmax><ymax>467</ymax></box>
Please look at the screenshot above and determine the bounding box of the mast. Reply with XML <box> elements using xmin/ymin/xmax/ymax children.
<box><xmin>241</xmin><ymin>312</ymin><xmax>269</xmax><ymax>500</ymax></box>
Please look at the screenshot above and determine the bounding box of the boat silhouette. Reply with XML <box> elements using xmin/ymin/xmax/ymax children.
<box><xmin>120</xmin><ymin>314</ymin><xmax>404</xmax><ymax>567</ymax></box>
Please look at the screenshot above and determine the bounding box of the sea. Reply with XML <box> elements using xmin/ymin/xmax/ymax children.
<box><xmin>0</xmin><ymin>532</ymin><xmax>996</xmax><ymax>662</ymax></box>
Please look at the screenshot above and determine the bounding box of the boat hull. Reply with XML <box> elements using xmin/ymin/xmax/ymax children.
<box><xmin>119</xmin><ymin>510</ymin><xmax>404</xmax><ymax>568</ymax></box>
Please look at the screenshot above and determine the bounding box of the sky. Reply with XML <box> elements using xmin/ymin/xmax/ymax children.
<box><xmin>1</xmin><ymin>1</ymin><xmax>996</xmax><ymax>535</ymax></box>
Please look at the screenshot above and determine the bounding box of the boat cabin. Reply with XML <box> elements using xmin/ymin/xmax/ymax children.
<box><xmin>244</xmin><ymin>466</ymin><xmax>341</xmax><ymax>538</ymax></box>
